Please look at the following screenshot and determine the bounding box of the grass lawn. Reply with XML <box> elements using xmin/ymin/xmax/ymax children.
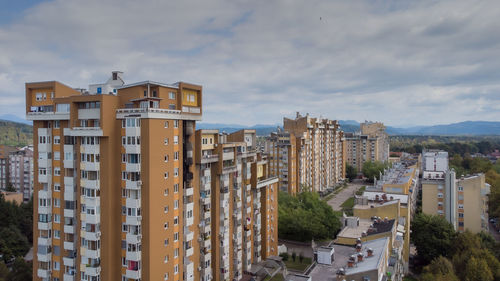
<box><xmin>403</xmin><ymin>276</ymin><xmax>419</xmax><ymax>281</ymax></box>
<box><xmin>283</xmin><ymin>257</ymin><xmax>312</xmax><ymax>272</ymax></box>
<box><xmin>263</xmin><ymin>274</ymin><xmax>285</xmax><ymax>281</ymax></box>
<box><xmin>341</xmin><ymin>197</ymin><xmax>355</xmax><ymax>215</ymax></box>
<box><xmin>355</xmin><ymin>185</ymin><xmax>366</xmax><ymax>195</ymax></box>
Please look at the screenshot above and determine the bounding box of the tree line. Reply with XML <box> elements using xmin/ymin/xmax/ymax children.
<box><xmin>412</xmin><ymin>213</ymin><xmax>500</xmax><ymax>281</ymax></box>
<box><xmin>0</xmin><ymin>194</ymin><xmax>33</xmax><ymax>280</ymax></box>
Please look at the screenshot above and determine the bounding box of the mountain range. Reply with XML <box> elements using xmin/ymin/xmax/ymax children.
<box><xmin>1</xmin><ymin>114</ymin><xmax>499</xmax><ymax>136</ymax></box>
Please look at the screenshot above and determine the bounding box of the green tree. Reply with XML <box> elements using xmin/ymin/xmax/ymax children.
<box><xmin>7</xmin><ymin>258</ymin><xmax>32</xmax><ymax>281</ymax></box>
<box><xmin>411</xmin><ymin>213</ymin><xmax>456</xmax><ymax>264</ymax></box>
<box><xmin>0</xmin><ymin>261</ymin><xmax>8</xmax><ymax>281</ymax></box>
<box><xmin>420</xmin><ymin>256</ymin><xmax>459</xmax><ymax>281</ymax></box>
<box><xmin>345</xmin><ymin>164</ymin><xmax>357</xmax><ymax>181</ymax></box>
<box><xmin>361</xmin><ymin>161</ymin><xmax>388</xmax><ymax>183</ymax></box>
<box><xmin>291</xmin><ymin>252</ymin><xmax>296</xmax><ymax>262</ymax></box>
<box><xmin>464</xmin><ymin>256</ymin><xmax>493</xmax><ymax>281</ymax></box>
<box><xmin>0</xmin><ymin>226</ymin><xmax>30</xmax><ymax>263</ymax></box>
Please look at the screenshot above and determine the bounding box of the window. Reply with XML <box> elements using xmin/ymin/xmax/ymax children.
<box><xmin>54</xmin><ymin>136</ymin><xmax>61</xmax><ymax>144</ymax></box>
<box><xmin>54</xmin><ymin>120</ymin><xmax>60</xmax><ymax>128</ymax></box>
<box><xmin>164</xmin><ymin>206</ymin><xmax>169</xmax><ymax>213</ymax></box>
<box><xmin>54</xmin><ymin>184</ymin><xmax>61</xmax><ymax>192</ymax></box>
<box><xmin>54</xmin><ymin>198</ymin><xmax>60</xmax><ymax>208</ymax></box>
<box><xmin>458</xmin><ymin>186</ymin><xmax>464</xmax><ymax>191</ymax></box>
<box><xmin>459</xmin><ymin>213</ymin><xmax>464</xmax><ymax>218</ymax></box>
<box><xmin>174</xmin><ymin>200</ymin><xmax>179</xmax><ymax>209</ymax></box>
<box><xmin>54</xmin><ymin>151</ymin><xmax>60</xmax><ymax>160</ymax></box>
<box><xmin>174</xmin><ymin>232</ymin><xmax>179</xmax><ymax>242</ymax></box>
<box><xmin>458</xmin><ymin>204</ymin><xmax>464</xmax><ymax>209</ymax></box>
<box><xmin>54</xmin><ymin>168</ymin><xmax>61</xmax><ymax>176</ymax></box>
<box><xmin>173</xmin><ymin>216</ymin><xmax>179</xmax><ymax>225</ymax></box>
<box><xmin>36</xmin><ymin>93</ymin><xmax>43</xmax><ymax>101</ymax></box>
<box><xmin>164</xmin><ymin>239</ymin><xmax>169</xmax><ymax>246</ymax></box>
<box><xmin>164</xmin><ymin>155</ymin><xmax>169</xmax><ymax>162</ymax></box>
<box><xmin>173</xmin><ymin>151</ymin><xmax>179</xmax><ymax>161</ymax></box>
<box><xmin>173</xmin><ymin>136</ymin><xmax>178</xmax><ymax>144</ymax></box>
<box><xmin>164</xmin><ymin>223</ymin><xmax>168</xmax><ymax>230</ymax></box>
<box><xmin>169</xmin><ymin>92</ymin><xmax>175</xmax><ymax>99</ymax></box>
<box><xmin>53</xmin><ymin>261</ymin><xmax>60</xmax><ymax>271</ymax></box>
<box><xmin>174</xmin><ymin>248</ymin><xmax>179</xmax><ymax>258</ymax></box>
<box><xmin>164</xmin><ymin>172</ymin><xmax>168</xmax><ymax>179</ymax></box>
<box><xmin>164</xmin><ymin>189</ymin><xmax>168</xmax><ymax>196</ymax></box>
<box><xmin>174</xmin><ymin>168</ymin><xmax>178</xmax><ymax>177</ymax></box>
<box><xmin>54</xmin><ymin>230</ymin><xmax>60</xmax><ymax>239</ymax></box>
<box><xmin>164</xmin><ymin>138</ymin><xmax>169</xmax><ymax>145</ymax></box>
<box><xmin>164</xmin><ymin>255</ymin><xmax>169</xmax><ymax>263</ymax></box>
<box><xmin>174</xmin><ymin>120</ymin><xmax>179</xmax><ymax>128</ymax></box>
<box><xmin>122</xmin><ymin>154</ymin><xmax>126</xmax><ymax>163</ymax></box>
<box><xmin>174</xmin><ymin>264</ymin><xmax>179</xmax><ymax>274</ymax></box>
<box><xmin>164</xmin><ymin>121</ymin><xmax>169</xmax><ymax>128</ymax></box>
<box><xmin>174</xmin><ymin>184</ymin><xmax>179</xmax><ymax>193</ymax></box>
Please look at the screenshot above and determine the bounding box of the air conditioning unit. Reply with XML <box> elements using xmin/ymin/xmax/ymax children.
<box><xmin>198</xmin><ymin>266</ymin><xmax>202</xmax><ymax>271</ymax></box>
<box><xmin>137</xmin><ymin>180</ymin><xmax>142</xmax><ymax>185</ymax></box>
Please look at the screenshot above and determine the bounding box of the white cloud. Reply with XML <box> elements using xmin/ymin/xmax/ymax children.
<box><xmin>0</xmin><ymin>0</ymin><xmax>499</xmax><ymax>126</ymax></box>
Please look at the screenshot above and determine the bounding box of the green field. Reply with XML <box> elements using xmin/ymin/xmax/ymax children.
<box><xmin>283</xmin><ymin>257</ymin><xmax>312</xmax><ymax>272</ymax></box>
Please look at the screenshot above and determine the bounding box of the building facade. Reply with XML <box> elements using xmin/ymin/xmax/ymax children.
<box><xmin>28</xmin><ymin>72</ymin><xmax>278</xmax><ymax>281</ymax></box>
<box><xmin>266</xmin><ymin>113</ymin><xmax>345</xmax><ymax>193</ymax></box>
<box><xmin>0</xmin><ymin>145</ymin><xmax>18</xmax><ymax>189</ymax></box>
<box><xmin>195</xmin><ymin>129</ymin><xmax>279</xmax><ymax>281</ymax></box>
<box><xmin>344</xmin><ymin>122</ymin><xmax>390</xmax><ymax>173</ymax></box>
<box><xmin>421</xmin><ymin>150</ymin><xmax>490</xmax><ymax>233</ymax></box>
<box><xmin>9</xmin><ymin>145</ymin><xmax>34</xmax><ymax>201</ymax></box>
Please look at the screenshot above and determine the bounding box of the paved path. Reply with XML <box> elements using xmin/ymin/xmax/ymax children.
<box><xmin>326</xmin><ymin>182</ymin><xmax>364</xmax><ymax>211</ymax></box>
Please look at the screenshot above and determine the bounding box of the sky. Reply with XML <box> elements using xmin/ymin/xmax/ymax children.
<box><xmin>0</xmin><ymin>0</ymin><xmax>499</xmax><ymax>127</ymax></box>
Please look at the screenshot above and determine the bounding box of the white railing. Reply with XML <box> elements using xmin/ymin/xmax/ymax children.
<box><xmin>117</xmin><ymin>108</ymin><xmax>181</xmax><ymax>114</ymax></box>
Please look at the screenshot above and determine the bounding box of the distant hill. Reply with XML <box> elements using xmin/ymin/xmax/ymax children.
<box><xmin>0</xmin><ymin>120</ymin><xmax>33</xmax><ymax>146</ymax></box>
<box><xmin>388</xmin><ymin>121</ymin><xmax>500</xmax><ymax>135</ymax></box>
<box><xmin>197</xmin><ymin>123</ymin><xmax>280</xmax><ymax>136</ymax></box>
<box><xmin>0</xmin><ymin>114</ymin><xmax>31</xmax><ymax>125</ymax></box>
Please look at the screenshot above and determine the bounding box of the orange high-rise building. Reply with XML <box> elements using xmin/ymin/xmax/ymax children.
<box><xmin>27</xmin><ymin>72</ymin><xmax>278</xmax><ymax>281</ymax></box>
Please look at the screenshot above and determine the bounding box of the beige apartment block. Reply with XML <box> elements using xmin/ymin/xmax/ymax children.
<box><xmin>344</xmin><ymin>122</ymin><xmax>390</xmax><ymax>173</ymax></box>
<box><xmin>266</xmin><ymin>113</ymin><xmax>345</xmax><ymax>193</ymax></box>
<box><xmin>421</xmin><ymin>150</ymin><xmax>489</xmax><ymax>233</ymax></box>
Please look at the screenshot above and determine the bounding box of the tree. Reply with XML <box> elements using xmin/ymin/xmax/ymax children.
<box><xmin>278</xmin><ymin>191</ymin><xmax>341</xmax><ymax>241</ymax></box>
<box><xmin>0</xmin><ymin>226</ymin><xmax>30</xmax><ymax>263</ymax></box>
<box><xmin>361</xmin><ymin>161</ymin><xmax>388</xmax><ymax>183</ymax></box>
<box><xmin>299</xmin><ymin>253</ymin><xmax>304</xmax><ymax>263</ymax></box>
<box><xmin>464</xmin><ymin>256</ymin><xmax>493</xmax><ymax>281</ymax></box>
<box><xmin>420</xmin><ymin>256</ymin><xmax>459</xmax><ymax>281</ymax></box>
<box><xmin>7</xmin><ymin>258</ymin><xmax>32</xmax><ymax>281</ymax></box>
<box><xmin>4</xmin><ymin>183</ymin><xmax>16</xmax><ymax>192</ymax></box>
<box><xmin>345</xmin><ymin>164</ymin><xmax>357</xmax><ymax>181</ymax></box>
<box><xmin>291</xmin><ymin>252</ymin><xmax>296</xmax><ymax>262</ymax></box>
<box><xmin>411</xmin><ymin>213</ymin><xmax>456</xmax><ymax>264</ymax></box>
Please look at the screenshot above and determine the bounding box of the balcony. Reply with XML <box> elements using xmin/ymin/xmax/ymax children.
<box><xmin>64</xmin><ymin>209</ymin><xmax>75</xmax><ymax>218</ymax></box>
<box><xmin>37</xmin><ymin>252</ymin><xmax>52</xmax><ymax>262</ymax></box>
<box><xmin>38</xmin><ymin>174</ymin><xmax>49</xmax><ymax>183</ymax></box>
<box><xmin>38</xmin><ymin>222</ymin><xmax>52</xmax><ymax>230</ymax></box>
<box><xmin>38</xmin><ymin>158</ymin><xmax>50</xmax><ymax>168</ymax></box>
<box><xmin>126</xmin><ymin>250</ymin><xmax>141</xmax><ymax>261</ymax></box>
<box><xmin>185</xmin><ymin>247</ymin><xmax>194</xmax><ymax>257</ymax></box>
<box><xmin>63</xmin><ymin>256</ymin><xmax>76</xmax><ymax>267</ymax></box>
<box><xmin>125</xmin><ymin>269</ymin><xmax>141</xmax><ymax>280</ymax></box>
<box><xmin>223</xmin><ymin>151</ymin><xmax>234</xmax><ymax>160</ymax></box>
<box><xmin>64</xmin><ymin>225</ymin><xmax>76</xmax><ymax>234</ymax></box>
<box><xmin>84</xmin><ymin>249</ymin><xmax>100</xmax><ymax>259</ymax></box>
<box><xmin>81</xmin><ymin>161</ymin><xmax>100</xmax><ymax>171</ymax></box>
<box><xmin>85</xmin><ymin>213</ymin><xmax>100</xmax><ymax>224</ymax></box>
<box><xmin>83</xmin><ymin>196</ymin><xmax>100</xmax><ymax>208</ymax></box>
<box><xmin>63</xmin><ymin>274</ymin><xmax>75</xmax><ymax>281</ymax></box>
<box><xmin>81</xmin><ymin>179</ymin><xmax>99</xmax><ymax>189</ymax></box>
<box><xmin>79</xmin><ymin>144</ymin><xmax>100</xmax><ymax>154</ymax></box>
<box><xmin>38</xmin><ymin>205</ymin><xmax>51</xmax><ymax>214</ymax></box>
<box><xmin>126</xmin><ymin>163</ymin><xmax>141</xmax><ymax>172</ymax></box>
<box><xmin>126</xmin><ymin>233</ymin><xmax>142</xmax><ymax>244</ymax></box>
<box><xmin>125</xmin><ymin>180</ymin><xmax>142</xmax><ymax>190</ymax></box>
<box><xmin>83</xmin><ymin>231</ymin><xmax>101</xmax><ymax>241</ymax></box>
<box><xmin>64</xmin><ymin>176</ymin><xmax>74</xmax><ymax>186</ymax></box>
<box><xmin>124</xmin><ymin>144</ymin><xmax>141</xmax><ymax>154</ymax></box>
<box><xmin>126</xmin><ymin>215</ymin><xmax>142</xmax><ymax>226</ymax></box>
<box><xmin>27</xmin><ymin>110</ymin><xmax>69</xmax><ymax>121</ymax></box>
<box><xmin>184</xmin><ymin>228</ymin><xmax>194</xmax><ymax>242</ymax></box>
<box><xmin>83</xmin><ymin>265</ymin><xmax>101</xmax><ymax>276</ymax></box>
<box><xmin>38</xmin><ymin>237</ymin><xmax>52</xmax><ymax>246</ymax></box>
<box><xmin>64</xmin><ymin>189</ymin><xmax>76</xmax><ymax>201</ymax></box>
<box><xmin>126</xmin><ymin>198</ymin><xmax>141</xmax><ymax>209</ymax></box>
<box><xmin>66</xmin><ymin>127</ymin><xmax>103</xmax><ymax>137</ymax></box>
<box><xmin>37</xmin><ymin>268</ymin><xmax>51</xmax><ymax>278</ymax></box>
<box><xmin>63</xmin><ymin>159</ymin><xmax>75</xmax><ymax>169</ymax></box>
<box><xmin>78</xmin><ymin>108</ymin><xmax>100</xmax><ymax>119</ymax></box>
<box><xmin>38</xmin><ymin>189</ymin><xmax>51</xmax><ymax>199</ymax></box>
<box><xmin>184</xmin><ymin>187</ymin><xmax>194</xmax><ymax>197</ymax></box>
<box><xmin>64</xmin><ymin>241</ymin><xmax>75</xmax><ymax>251</ymax></box>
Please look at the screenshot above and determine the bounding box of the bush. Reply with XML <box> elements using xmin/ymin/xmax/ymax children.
<box><xmin>292</xmin><ymin>252</ymin><xmax>296</xmax><ymax>262</ymax></box>
<box><xmin>279</xmin><ymin>253</ymin><xmax>289</xmax><ymax>261</ymax></box>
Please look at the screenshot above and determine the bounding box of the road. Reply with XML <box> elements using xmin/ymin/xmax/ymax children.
<box><xmin>326</xmin><ymin>181</ymin><xmax>365</xmax><ymax>211</ymax></box>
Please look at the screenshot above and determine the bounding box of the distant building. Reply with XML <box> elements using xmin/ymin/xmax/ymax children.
<box><xmin>421</xmin><ymin>150</ymin><xmax>490</xmax><ymax>233</ymax></box>
<box><xmin>265</xmin><ymin>112</ymin><xmax>345</xmax><ymax>193</ymax></box>
<box><xmin>1</xmin><ymin>191</ymin><xmax>24</xmax><ymax>205</ymax></box>
<box><xmin>9</xmin><ymin>145</ymin><xmax>34</xmax><ymax>201</ymax></box>
<box><xmin>0</xmin><ymin>145</ymin><xmax>18</xmax><ymax>189</ymax></box>
<box><xmin>344</xmin><ymin>121</ymin><xmax>390</xmax><ymax>172</ymax></box>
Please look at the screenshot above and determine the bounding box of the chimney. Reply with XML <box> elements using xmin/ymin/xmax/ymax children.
<box><xmin>367</xmin><ymin>248</ymin><xmax>373</xmax><ymax>257</ymax></box>
<box><xmin>356</xmin><ymin>243</ymin><xmax>362</xmax><ymax>252</ymax></box>
<box><xmin>347</xmin><ymin>255</ymin><xmax>356</xmax><ymax>268</ymax></box>
<box><xmin>384</xmin><ymin>217</ymin><xmax>388</xmax><ymax>223</ymax></box>
<box><xmin>357</xmin><ymin>253</ymin><xmax>364</xmax><ymax>262</ymax></box>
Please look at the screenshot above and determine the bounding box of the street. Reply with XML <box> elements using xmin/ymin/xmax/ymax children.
<box><xmin>326</xmin><ymin>180</ymin><xmax>365</xmax><ymax>211</ymax></box>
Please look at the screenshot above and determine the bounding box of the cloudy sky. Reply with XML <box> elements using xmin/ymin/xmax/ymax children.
<box><xmin>1</xmin><ymin>0</ymin><xmax>499</xmax><ymax>127</ymax></box>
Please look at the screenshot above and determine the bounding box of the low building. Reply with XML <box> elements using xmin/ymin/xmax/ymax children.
<box><xmin>9</xmin><ymin>146</ymin><xmax>34</xmax><ymax>201</ymax></box>
<box><xmin>1</xmin><ymin>191</ymin><xmax>24</xmax><ymax>204</ymax></box>
<box><xmin>315</xmin><ymin>246</ymin><xmax>335</xmax><ymax>265</ymax></box>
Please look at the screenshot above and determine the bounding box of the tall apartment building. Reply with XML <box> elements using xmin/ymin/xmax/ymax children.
<box><xmin>265</xmin><ymin>131</ymin><xmax>297</xmax><ymax>194</ymax></box>
<box><xmin>27</xmin><ymin>72</ymin><xmax>278</xmax><ymax>281</ymax></box>
<box><xmin>9</xmin><ymin>145</ymin><xmax>34</xmax><ymax>201</ymax></box>
<box><xmin>265</xmin><ymin>113</ymin><xmax>345</xmax><ymax>193</ymax></box>
<box><xmin>344</xmin><ymin>122</ymin><xmax>389</xmax><ymax>172</ymax></box>
<box><xmin>195</xmin><ymin>129</ymin><xmax>279</xmax><ymax>281</ymax></box>
<box><xmin>421</xmin><ymin>150</ymin><xmax>490</xmax><ymax>233</ymax></box>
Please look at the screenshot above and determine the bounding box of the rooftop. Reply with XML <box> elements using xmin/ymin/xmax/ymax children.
<box><xmin>345</xmin><ymin>237</ymin><xmax>389</xmax><ymax>275</ymax></box>
<box><xmin>338</xmin><ymin>218</ymin><xmax>395</xmax><ymax>239</ymax></box>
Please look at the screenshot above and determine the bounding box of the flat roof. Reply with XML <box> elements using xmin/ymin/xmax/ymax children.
<box><xmin>345</xmin><ymin>237</ymin><xmax>389</xmax><ymax>275</ymax></box>
<box><xmin>362</xmin><ymin>191</ymin><xmax>409</xmax><ymax>204</ymax></box>
<box><xmin>338</xmin><ymin>218</ymin><xmax>395</xmax><ymax>239</ymax></box>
